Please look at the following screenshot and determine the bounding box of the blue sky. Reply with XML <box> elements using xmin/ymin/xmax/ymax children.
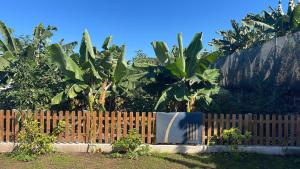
<box><xmin>1</xmin><ymin>0</ymin><xmax>286</xmax><ymax>59</ymax></box>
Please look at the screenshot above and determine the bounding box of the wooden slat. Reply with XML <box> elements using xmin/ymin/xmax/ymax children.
<box><xmin>278</xmin><ymin>115</ymin><xmax>282</xmax><ymax>145</ymax></box>
<box><xmin>6</xmin><ymin>110</ymin><xmax>10</xmax><ymax>142</ymax></box>
<box><xmin>220</xmin><ymin>114</ymin><xmax>224</xmax><ymax>136</ymax></box>
<box><xmin>123</xmin><ymin>112</ymin><xmax>128</xmax><ymax>137</ymax></box>
<box><xmin>46</xmin><ymin>111</ymin><xmax>51</xmax><ymax>134</ymax></box>
<box><xmin>272</xmin><ymin>114</ymin><xmax>277</xmax><ymax>145</ymax></box>
<box><xmin>201</xmin><ymin>113</ymin><xmax>206</xmax><ymax>145</ymax></box>
<box><xmin>232</xmin><ymin>114</ymin><xmax>236</xmax><ymax>128</ymax></box>
<box><xmin>85</xmin><ymin>111</ymin><xmax>90</xmax><ymax>143</ymax></box>
<box><xmin>111</xmin><ymin>112</ymin><xmax>115</xmax><ymax>142</ymax></box>
<box><xmin>265</xmin><ymin>114</ymin><xmax>270</xmax><ymax>145</ymax></box>
<box><xmin>225</xmin><ymin>114</ymin><xmax>230</xmax><ymax>129</ymax></box>
<box><xmin>92</xmin><ymin>111</ymin><xmax>97</xmax><ymax>142</ymax></box>
<box><xmin>135</xmin><ymin>112</ymin><xmax>140</xmax><ymax>133</ymax></box>
<box><xmin>65</xmin><ymin>111</ymin><xmax>70</xmax><ymax>143</ymax></box>
<box><xmin>290</xmin><ymin>114</ymin><xmax>295</xmax><ymax>146</ymax></box>
<box><xmin>0</xmin><ymin>110</ymin><xmax>3</xmax><ymax>142</ymax></box>
<box><xmin>104</xmin><ymin>112</ymin><xmax>109</xmax><ymax>143</ymax></box>
<box><xmin>58</xmin><ymin>111</ymin><xmax>64</xmax><ymax>142</ymax></box>
<box><xmin>40</xmin><ymin>111</ymin><xmax>44</xmax><ymax>133</ymax></box>
<box><xmin>98</xmin><ymin>112</ymin><xmax>103</xmax><ymax>143</ymax></box>
<box><xmin>213</xmin><ymin>114</ymin><xmax>218</xmax><ymax>136</ymax></box>
<box><xmin>117</xmin><ymin>112</ymin><xmax>121</xmax><ymax>140</ymax></box>
<box><xmin>296</xmin><ymin>114</ymin><xmax>300</xmax><ymax>146</ymax></box>
<box><xmin>238</xmin><ymin>114</ymin><xmax>243</xmax><ymax>132</ymax></box>
<box><xmin>259</xmin><ymin>114</ymin><xmax>263</xmax><ymax>145</ymax></box>
<box><xmin>244</xmin><ymin>114</ymin><xmax>249</xmax><ymax>132</ymax></box>
<box><xmin>284</xmin><ymin>114</ymin><xmax>289</xmax><ymax>146</ymax></box>
<box><xmin>247</xmin><ymin>113</ymin><xmax>252</xmax><ymax>144</ymax></box>
<box><xmin>77</xmin><ymin>111</ymin><xmax>82</xmax><ymax>143</ymax></box>
<box><xmin>141</xmin><ymin>112</ymin><xmax>146</xmax><ymax>143</ymax></box>
<box><xmin>147</xmin><ymin>112</ymin><xmax>152</xmax><ymax>144</ymax></box>
<box><xmin>129</xmin><ymin>112</ymin><xmax>134</xmax><ymax>130</ymax></box>
<box><xmin>12</xmin><ymin>111</ymin><xmax>18</xmax><ymax>142</ymax></box>
<box><xmin>207</xmin><ymin>113</ymin><xmax>212</xmax><ymax>142</ymax></box>
<box><xmin>253</xmin><ymin>114</ymin><xmax>257</xmax><ymax>144</ymax></box>
<box><xmin>71</xmin><ymin>111</ymin><xmax>76</xmax><ymax>143</ymax></box>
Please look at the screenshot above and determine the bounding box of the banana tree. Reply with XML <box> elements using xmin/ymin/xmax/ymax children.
<box><xmin>48</xmin><ymin>30</ymin><xmax>128</xmax><ymax>142</ymax></box>
<box><xmin>151</xmin><ymin>33</ymin><xmax>221</xmax><ymax>112</ymax></box>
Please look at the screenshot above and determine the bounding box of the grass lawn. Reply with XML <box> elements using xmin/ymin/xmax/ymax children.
<box><xmin>0</xmin><ymin>152</ymin><xmax>299</xmax><ymax>169</ymax></box>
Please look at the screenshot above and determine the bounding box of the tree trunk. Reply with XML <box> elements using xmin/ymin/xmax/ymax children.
<box><xmin>99</xmin><ymin>81</ymin><xmax>107</xmax><ymax>108</ymax></box>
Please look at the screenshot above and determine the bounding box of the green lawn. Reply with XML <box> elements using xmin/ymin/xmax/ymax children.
<box><xmin>0</xmin><ymin>153</ymin><xmax>299</xmax><ymax>169</ymax></box>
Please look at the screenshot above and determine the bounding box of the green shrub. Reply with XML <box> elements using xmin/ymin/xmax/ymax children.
<box><xmin>10</xmin><ymin>118</ymin><xmax>66</xmax><ymax>161</ymax></box>
<box><xmin>222</xmin><ymin>128</ymin><xmax>251</xmax><ymax>152</ymax></box>
<box><xmin>111</xmin><ymin>130</ymin><xmax>151</xmax><ymax>159</ymax></box>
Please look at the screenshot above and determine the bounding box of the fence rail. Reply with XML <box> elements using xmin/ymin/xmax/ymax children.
<box><xmin>0</xmin><ymin>110</ymin><xmax>300</xmax><ymax>146</ymax></box>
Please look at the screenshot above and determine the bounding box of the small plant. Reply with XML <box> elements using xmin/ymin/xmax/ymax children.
<box><xmin>222</xmin><ymin>128</ymin><xmax>251</xmax><ymax>152</ymax></box>
<box><xmin>111</xmin><ymin>130</ymin><xmax>151</xmax><ymax>159</ymax></box>
<box><xmin>10</xmin><ymin>118</ymin><xmax>66</xmax><ymax>161</ymax></box>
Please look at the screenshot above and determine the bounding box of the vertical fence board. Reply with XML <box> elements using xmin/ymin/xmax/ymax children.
<box><xmin>123</xmin><ymin>112</ymin><xmax>128</xmax><ymax>137</ymax></box>
<box><xmin>77</xmin><ymin>111</ymin><xmax>82</xmax><ymax>143</ymax></box>
<box><xmin>92</xmin><ymin>111</ymin><xmax>97</xmax><ymax>142</ymax></box>
<box><xmin>71</xmin><ymin>111</ymin><xmax>75</xmax><ymax>143</ymax></box>
<box><xmin>290</xmin><ymin>114</ymin><xmax>295</xmax><ymax>146</ymax></box>
<box><xmin>85</xmin><ymin>111</ymin><xmax>90</xmax><ymax>143</ymax></box>
<box><xmin>207</xmin><ymin>113</ymin><xmax>212</xmax><ymax>142</ymax></box>
<box><xmin>297</xmin><ymin>114</ymin><xmax>300</xmax><ymax>146</ymax></box>
<box><xmin>266</xmin><ymin>114</ymin><xmax>270</xmax><ymax>145</ymax></box>
<box><xmin>201</xmin><ymin>113</ymin><xmax>206</xmax><ymax>145</ymax></box>
<box><xmin>111</xmin><ymin>112</ymin><xmax>115</xmax><ymax>142</ymax></box>
<box><xmin>253</xmin><ymin>114</ymin><xmax>257</xmax><ymax>144</ymax></box>
<box><xmin>0</xmin><ymin>110</ymin><xmax>3</xmax><ymax>142</ymax></box>
<box><xmin>272</xmin><ymin>114</ymin><xmax>276</xmax><ymax>145</ymax></box>
<box><xmin>46</xmin><ymin>111</ymin><xmax>50</xmax><ymax>134</ymax></box>
<box><xmin>213</xmin><ymin>114</ymin><xmax>218</xmax><ymax>136</ymax></box>
<box><xmin>98</xmin><ymin>112</ymin><xmax>103</xmax><ymax>143</ymax></box>
<box><xmin>58</xmin><ymin>111</ymin><xmax>64</xmax><ymax>142</ymax></box>
<box><xmin>238</xmin><ymin>114</ymin><xmax>243</xmax><ymax>133</ymax></box>
<box><xmin>259</xmin><ymin>114</ymin><xmax>263</xmax><ymax>145</ymax></box>
<box><xmin>284</xmin><ymin>114</ymin><xmax>289</xmax><ymax>146</ymax></box>
<box><xmin>141</xmin><ymin>112</ymin><xmax>146</xmax><ymax>143</ymax></box>
<box><xmin>278</xmin><ymin>115</ymin><xmax>283</xmax><ymax>145</ymax></box>
<box><xmin>220</xmin><ymin>114</ymin><xmax>224</xmax><ymax>142</ymax></box>
<box><xmin>130</xmin><ymin>112</ymin><xmax>134</xmax><ymax>131</ymax></box>
<box><xmin>136</xmin><ymin>112</ymin><xmax>140</xmax><ymax>133</ymax></box>
<box><xmin>40</xmin><ymin>111</ymin><xmax>44</xmax><ymax>134</ymax></box>
<box><xmin>232</xmin><ymin>114</ymin><xmax>236</xmax><ymax>128</ymax></box>
<box><xmin>147</xmin><ymin>112</ymin><xmax>152</xmax><ymax>144</ymax></box>
<box><xmin>6</xmin><ymin>110</ymin><xmax>10</xmax><ymax>142</ymax></box>
<box><xmin>65</xmin><ymin>111</ymin><xmax>70</xmax><ymax>143</ymax></box>
<box><xmin>104</xmin><ymin>112</ymin><xmax>109</xmax><ymax>143</ymax></box>
<box><xmin>117</xmin><ymin>112</ymin><xmax>121</xmax><ymax>140</ymax></box>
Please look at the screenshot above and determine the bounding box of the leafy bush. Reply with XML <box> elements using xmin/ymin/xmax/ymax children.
<box><xmin>111</xmin><ymin>130</ymin><xmax>151</xmax><ymax>159</ymax></box>
<box><xmin>222</xmin><ymin>128</ymin><xmax>251</xmax><ymax>151</ymax></box>
<box><xmin>208</xmin><ymin>128</ymin><xmax>251</xmax><ymax>151</ymax></box>
<box><xmin>10</xmin><ymin>118</ymin><xmax>66</xmax><ymax>161</ymax></box>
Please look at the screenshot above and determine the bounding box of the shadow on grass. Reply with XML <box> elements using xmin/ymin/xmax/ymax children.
<box><xmin>157</xmin><ymin>153</ymin><xmax>300</xmax><ymax>169</ymax></box>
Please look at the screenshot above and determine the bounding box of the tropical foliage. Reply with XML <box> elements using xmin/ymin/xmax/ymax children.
<box><xmin>148</xmin><ymin>33</ymin><xmax>221</xmax><ymax>112</ymax></box>
<box><xmin>210</xmin><ymin>0</ymin><xmax>300</xmax><ymax>55</ymax></box>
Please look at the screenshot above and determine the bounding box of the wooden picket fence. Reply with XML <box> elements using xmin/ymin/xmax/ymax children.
<box><xmin>0</xmin><ymin>110</ymin><xmax>156</xmax><ymax>144</ymax></box>
<box><xmin>0</xmin><ymin>110</ymin><xmax>300</xmax><ymax>146</ymax></box>
<box><xmin>202</xmin><ymin>113</ymin><xmax>300</xmax><ymax>146</ymax></box>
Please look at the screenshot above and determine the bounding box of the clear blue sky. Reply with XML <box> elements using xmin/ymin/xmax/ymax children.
<box><xmin>1</xmin><ymin>0</ymin><xmax>285</xmax><ymax>59</ymax></box>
